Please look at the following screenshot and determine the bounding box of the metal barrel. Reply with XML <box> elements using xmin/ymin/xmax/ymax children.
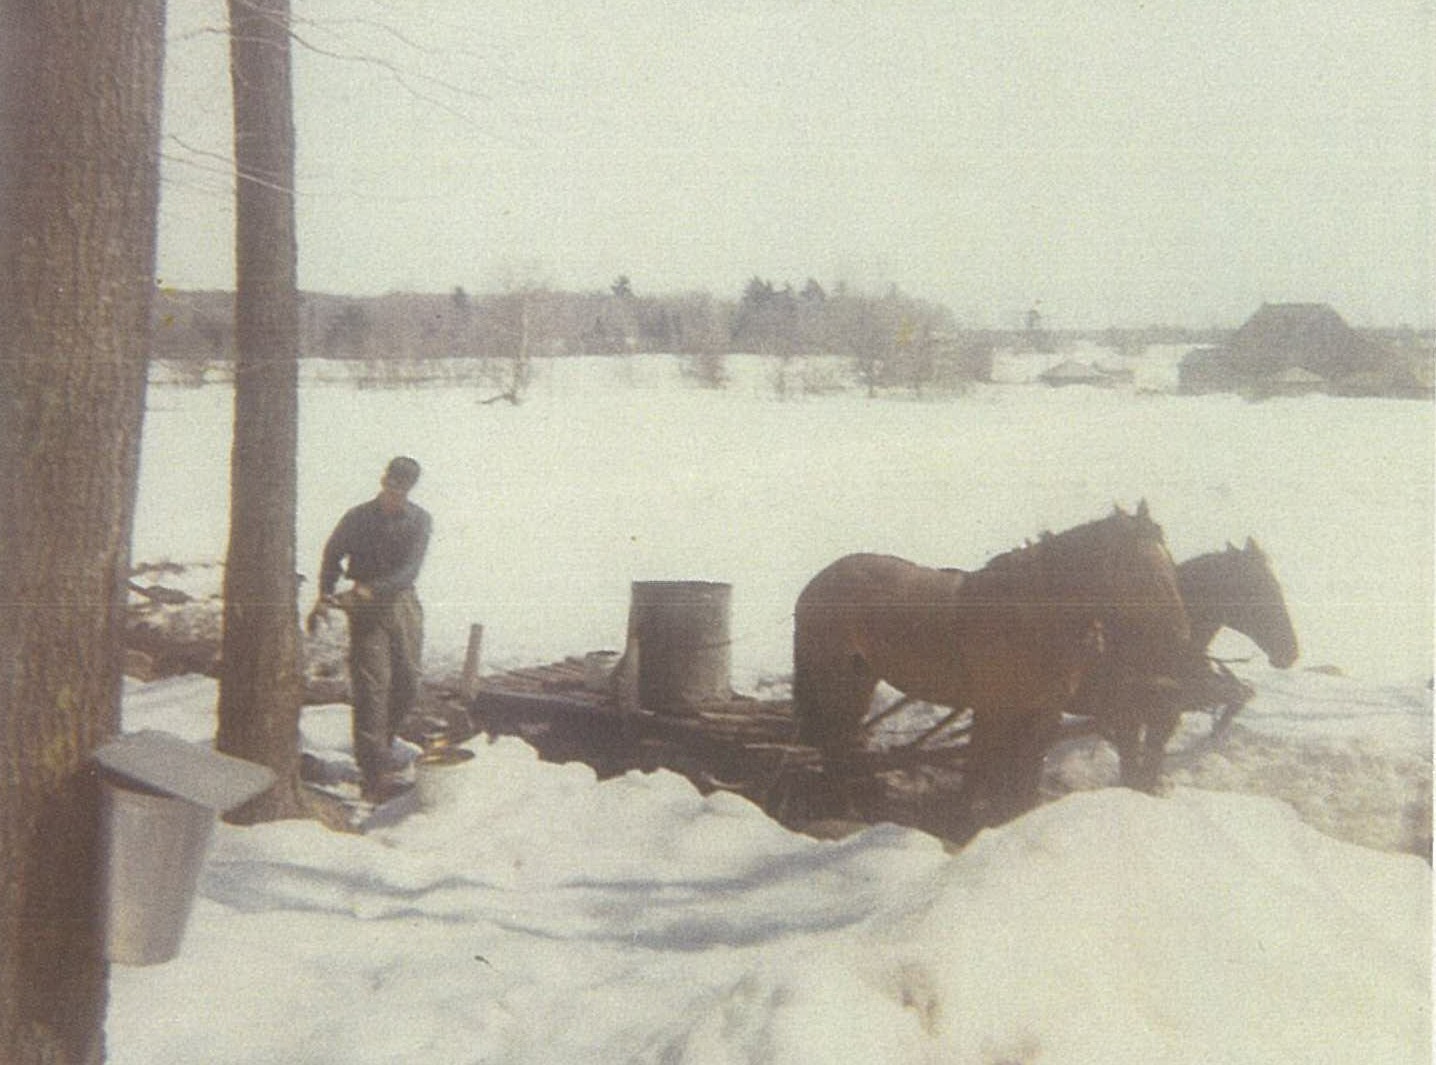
<box><xmin>627</xmin><ymin>580</ymin><xmax>732</xmax><ymax>714</ymax></box>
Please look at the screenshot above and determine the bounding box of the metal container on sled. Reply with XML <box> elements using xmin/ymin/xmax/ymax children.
<box><xmin>626</xmin><ymin>580</ymin><xmax>732</xmax><ymax>714</ymax></box>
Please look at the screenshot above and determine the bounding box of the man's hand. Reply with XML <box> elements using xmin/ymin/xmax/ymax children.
<box><xmin>305</xmin><ymin>596</ymin><xmax>334</xmax><ymax>635</ymax></box>
<box><xmin>328</xmin><ymin>584</ymin><xmax>371</xmax><ymax>612</ymax></box>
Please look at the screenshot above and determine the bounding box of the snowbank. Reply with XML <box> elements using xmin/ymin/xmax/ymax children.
<box><xmin>110</xmin><ymin>681</ymin><xmax>1430</xmax><ymax>1064</ymax></box>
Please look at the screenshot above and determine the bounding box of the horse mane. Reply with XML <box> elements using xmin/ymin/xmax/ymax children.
<box><xmin>981</xmin><ymin>503</ymin><xmax>1167</xmax><ymax>576</ymax></box>
<box><xmin>1181</xmin><ymin>538</ymin><xmax>1274</xmax><ymax>591</ymax></box>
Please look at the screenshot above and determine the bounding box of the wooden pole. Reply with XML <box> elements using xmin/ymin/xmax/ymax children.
<box><xmin>460</xmin><ymin>623</ymin><xmax>484</xmax><ymax>702</ymax></box>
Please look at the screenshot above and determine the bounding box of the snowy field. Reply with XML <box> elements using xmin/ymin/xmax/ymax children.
<box><xmin>112</xmin><ymin>352</ymin><xmax>1432</xmax><ymax>1063</ymax></box>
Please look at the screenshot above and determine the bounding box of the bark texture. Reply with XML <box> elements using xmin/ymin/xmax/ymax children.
<box><xmin>216</xmin><ymin>0</ymin><xmax>309</xmax><ymax>822</ymax></box>
<box><xmin>0</xmin><ymin>2</ymin><xmax>166</xmax><ymax>1061</ymax></box>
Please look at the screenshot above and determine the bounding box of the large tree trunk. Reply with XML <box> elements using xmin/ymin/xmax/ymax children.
<box><xmin>0</xmin><ymin>2</ymin><xmax>166</xmax><ymax>1061</ymax></box>
<box><xmin>217</xmin><ymin>0</ymin><xmax>310</xmax><ymax>822</ymax></box>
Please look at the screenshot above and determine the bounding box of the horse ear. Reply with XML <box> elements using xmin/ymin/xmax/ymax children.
<box><xmin>1225</xmin><ymin>540</ymin><xmax>1236</xmax><ymax>551</ymax></box>
<box><xmin>1136</xmin><ymin>498</ymin><xmax>1150</xmax><ymax>519</ymax></box>
<box><xmin>1245</xmin><ymin>536</ymin><xmax>1262</xmax><ymax>555</ymax></box>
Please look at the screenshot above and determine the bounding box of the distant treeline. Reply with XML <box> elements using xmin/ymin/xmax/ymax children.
<box><xmin>152</xmin><ymin>279</ymin><xmax>1227</xmax><ymax>374</ymax></box>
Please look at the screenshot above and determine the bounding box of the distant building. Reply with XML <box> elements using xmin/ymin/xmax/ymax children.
<box><xmin>1253</xmin><ymin>365</ymin><xmax>1327</xmax><ymax>398</ymax></box>
<box><xmin>1178</xmin><ymin>303</ymin><xmax>1428</xmax><ymax>398</ymax></box>
<box><xmin>1039</xmin><ymin>359</ymin><xmax>1116</xmax><ymax>388</ymax></box>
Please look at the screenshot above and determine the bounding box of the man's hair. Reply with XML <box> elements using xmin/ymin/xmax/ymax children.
<box><xmin>383</xmin><ymin>456</ymin><xmax>421</xmax><ymax>491</ymax></box>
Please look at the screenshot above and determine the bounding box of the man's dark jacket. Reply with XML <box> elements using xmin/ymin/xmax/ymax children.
<box><xmin>319</xmin><ymin>499</ymin><xmax>432</xmax><ymax>599</ymax></box>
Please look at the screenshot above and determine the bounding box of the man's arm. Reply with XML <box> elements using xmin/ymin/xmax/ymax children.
<box><xmin>317</xmin><ymin>511</ymin><xmax>354</xmax><ymax>597</ymax></box>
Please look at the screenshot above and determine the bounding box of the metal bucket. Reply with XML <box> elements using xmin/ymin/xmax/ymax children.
<box><xmin>101</xmin><ymin>781</ymin><xmax>217</xmax><ymax>966</ymax></box>
<box><xmin>628</xmin><ymin>580</ymin><xmax>732</xmax><ymax>713</ymax></box>
<box><xmin>415</xmin><ymin>745</ymin><xmax>477</xmax><ymax>809</ymax></box>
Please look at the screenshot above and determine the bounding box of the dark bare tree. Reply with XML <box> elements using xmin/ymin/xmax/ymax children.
<box><xmin>0</xmin><ymin>1</ymin><xmax>166</xmax><ymax>1061</ymax></box>
<box><xmin>216</xmin><ymin>0</ymin><xmax>311</xmax><ymax>822</ymax></box>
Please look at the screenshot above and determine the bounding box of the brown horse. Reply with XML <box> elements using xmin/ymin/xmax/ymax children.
<box><xmin>1072</xmin><ymin>537</ymin><xmax>1298</xmax><ymax>787</ymax></box>
<box><xmin>1180</xmin><ymin>538</ymin><xmax>1297</xmax><ymax>668</ymax></box>
<box><xmin>792</xmin><ymin>503</ymin><xmax>1191</xmax><ymax>828</ymax></box>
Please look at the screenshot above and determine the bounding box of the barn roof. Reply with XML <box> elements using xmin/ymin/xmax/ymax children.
<box><xmin>1228</xmin><ymin>302</ymin><xmax>1390</xmax><ymax>379</ymax></box>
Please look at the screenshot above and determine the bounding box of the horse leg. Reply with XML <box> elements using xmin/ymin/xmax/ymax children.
<box><xmin>959</xmin><ymin>710</ymin><xmax>1029</xmax><ymax>830</ymax></box>
<box><xmin>1133</xmin><ymin>706</ymin><xmax>1181</xmax><ymax>794</ymax></box>
<box><xmin>795</xmin><ymin>655</ymin><xmax>880</xmax><ymax>819</ymax></box>
<box><xmin>1129</xmin><ymin>654</ymin><xmax>1213</xmax><ymax>792</ymax></box>
<box><xmin>828</xmin><ymin>668</ymin><xmax>883</xmax><ymax>817</ymax></box>
<box><xmin>1006</xmin><ymin>709</ymin><xmax>1060</xmax><ymax>815</ymax></box>
<box><xmin>1111</xmin><ymin>709</ymin><xmax>1173</xmax><ymax>793</ymax></box>
<box><xmin>794</xmin><ymin>645</ymin><xmax>871</xmax><ymax>751</ymax></box>
<box><xmin>1106</xmin><ymin>704</ymin><xmax>1146</xmax><ymax>792</ymax></box>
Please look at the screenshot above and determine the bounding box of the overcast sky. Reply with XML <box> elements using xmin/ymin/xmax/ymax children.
<box><xmin>157</xmin><ymin>0</ymin><xmax>1433</xmax><ymax>328</ymax></box>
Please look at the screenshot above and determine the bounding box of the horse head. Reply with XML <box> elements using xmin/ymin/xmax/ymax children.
<box><xmin>1215</xmin><ymin>538</ymin><xmax>1299</xmax><ymax>668</ymax></box>
<box><xmin>1108</xmin><ymin>498</ymin><xmax>1168</xmax><ymax>546</ymax></box>
<box><xmin>1047</xmin><ymin>502</ymin><xmax>1191</xmax><ymax>663</ymax></box>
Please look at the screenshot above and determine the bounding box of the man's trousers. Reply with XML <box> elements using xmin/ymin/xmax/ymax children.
<box><xmin>346</xmin><ymin>588</ymin><xmax>423</xmax><ymax>788</ymax></box>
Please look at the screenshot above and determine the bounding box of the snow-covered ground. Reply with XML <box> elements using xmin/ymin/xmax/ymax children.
<box><xmin>111</xmin><ymin>353</ymin><xmax>1431</xmax><ymax>1063</ymax></box>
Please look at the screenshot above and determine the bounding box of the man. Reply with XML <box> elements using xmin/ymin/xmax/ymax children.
<box><xmin>307</xmin><ymin>456</ymin><xmax>432</xmax><ymax>802</ymax></box>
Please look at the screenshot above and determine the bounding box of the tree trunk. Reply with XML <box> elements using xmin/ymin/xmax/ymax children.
<box><xmin>216</xmin><ymin>0</ymin><xmax>308</xmax><ymax>822</ymax></box>
<box><xmin>0</xmin><ymin>2</ymin><xmax>166</xmax><ymax>1061</ymax></box>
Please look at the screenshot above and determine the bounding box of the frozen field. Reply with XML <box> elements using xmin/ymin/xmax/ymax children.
<box><xmin>112</xmin><ymin>352</ymin><xmax>1432</xmax><ymax>1064</ymax></box>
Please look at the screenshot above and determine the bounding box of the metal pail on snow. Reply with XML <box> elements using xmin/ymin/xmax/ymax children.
<box><xmin>415</xmin><ymin>745</ymin><xmax>477</xmax><ymax>809</ymax></box>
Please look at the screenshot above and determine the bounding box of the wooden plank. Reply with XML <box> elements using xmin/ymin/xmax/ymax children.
<box><xmin>472</xmin><ymin>687</ymin><xmax>607</xmax><ymax>722</ymax></box>
<box><xmin>474</xmin><ymin>659</ymin><xmax>974</xmax><ymax>791</ymax></box>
